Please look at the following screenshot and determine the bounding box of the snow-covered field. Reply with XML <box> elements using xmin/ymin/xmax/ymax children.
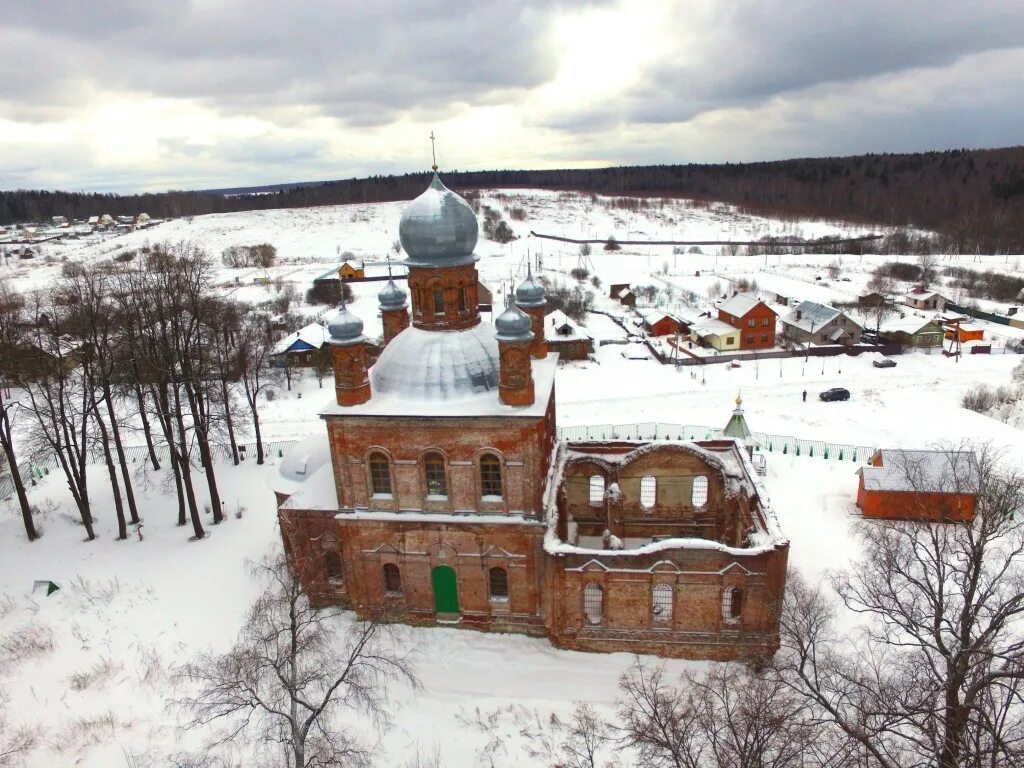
<box><xmin>2</xmin><ymin>190</ymin><xmax>1023</xmax><ymax>766</ymax></box>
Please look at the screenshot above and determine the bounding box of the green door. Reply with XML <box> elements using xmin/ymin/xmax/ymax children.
<box><xmin>431</xmin><ymin>565</ymin><xmax>460</xmax><ymax>614</ymax></box>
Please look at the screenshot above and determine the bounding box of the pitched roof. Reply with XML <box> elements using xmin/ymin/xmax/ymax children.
<box><xmin>858</xmin><ymin>449</ymin><xmax>979</xmax><ymax>493</ymax></box>
<box><xmin>690</xmin><ymin>318</ymin><xmax>738</xmax><ymax>336</ymax></box>
<box><xmin>718</xmin><ymin>292</ymin><xmax>769</xmax><ymax>318</ymax></box>
<box><xmin>273</xmin><ymin>322</ymin><xmax>327</xmax><ymax>354</ymax></box>
<box><xmin>780</xmin><ymin>300</ymin><xmax>840</xmax><ymax>332</ymax></box>
<box><xmin>545</xmin><ymin>310</ymin><xmax>591</xmax><ymax>341</ymax></box>
<box><xmin>879</xmin><ymin>317</ymin><xmax>942</xmax><ymax>335</ymax></box>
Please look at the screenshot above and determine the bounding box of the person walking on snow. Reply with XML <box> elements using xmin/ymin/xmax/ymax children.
<box><xmin>802</xmin><ymin>389</ymin><xmax>807</xmax><ymax>402</ymax></box>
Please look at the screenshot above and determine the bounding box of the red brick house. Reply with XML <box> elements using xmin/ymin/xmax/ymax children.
<box><xmin>717</xmin><ymin>293</ymin><xmax>777</xmax><ymax>350</ymax></box>
<box><xmin>272</xmin><ymin>171</ymin><xmax>789</xmax><ymax>662</ymax></box>
<box><xmin>856</xmin><ymin>449</ymin><xmax>978</xmax><ymax>522</ymax></box>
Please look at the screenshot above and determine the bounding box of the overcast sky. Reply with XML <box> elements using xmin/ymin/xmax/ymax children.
<box><xmin>1</xmin><ymin>0</ymin><xmax>1022</xmax><ymax>193</ymax></box>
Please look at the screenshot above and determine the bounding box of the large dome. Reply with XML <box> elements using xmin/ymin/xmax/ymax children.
<box><xmin>371</xmin><ymin>324</ymin><xmax>500</xmax><ymax>401</ymax></box>
<box><xmin>398</xmin><ymin>172</ymin><xmax>478</xmax><ymax>268</ymax></box>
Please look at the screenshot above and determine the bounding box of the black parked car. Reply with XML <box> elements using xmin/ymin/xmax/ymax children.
<box><xmin>819</xmin><ymin>387</ymin><xmax>851</xmax><ymax>402</ymax></box>
<box><xmin>872</xmin><ymin>358</ymin><xmax>897</xmax><ymax>368</ymax></box>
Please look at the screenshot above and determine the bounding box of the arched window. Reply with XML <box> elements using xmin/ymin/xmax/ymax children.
<box><xmin>424</xmin><ymin>452</ymin><xmax>447</xmax><ymax>497</ymax></box>
<box><xmin>480</xmin><ymin>453</ymin><xmax>503</xmax><ymax>498</ymax></box>
<box><xmin>458</xmin><ymin>286</ymin><xmax>467</xmax><ymax>313</ymax></box>
<box><xmin>368</xmin><ymin>452</ymin><xmax>392</xmax><ymax>496</ymax></box>
<box><xmin>584</xmin><ymin>583</ymin><xmax>604</xmax><ymax>625</ymax></box>
<box><xmin>652</xmin><ymin>584</ymin><xmax>673</xmax><ymax>623</ymax></box>
<box><xmin>722</xmin><ymin>587</ymin><xmax>743</xmax><ymax>623</ymax></box>
<box><xmin>588</xmin><ymin>474</ymin><xmax>605</xmax><ymax>505</ymax></box>
<box><xmin>489</xmin><ymin>567</ymin><xmax>508</xmax><ymax>600</ymax></box>
<box><xmin>383</xmin><ymin>563</ymin><xmax>402</xmax><ymax>594</ymax></box>
<box><xmin>433</xmin><ymin>288</ymin><xmax>445</xmax><ymax>315</ymax></box>
<box><xmin>640</xmin><ymin>475</ymin><xmax>657</xmax><ymax>510</ymax></box>
<box><xmin>324</xmin><ymin>551</ymin><xmax>343</xmax><ymax>582</ymax></box>
<box><xmin>692</xmin><ymin>475</ymin><xmax>709</xmax><ymax>507</ymax></box>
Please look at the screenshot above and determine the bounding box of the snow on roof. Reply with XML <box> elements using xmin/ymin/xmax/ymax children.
<box><xmin>780</xmin><ymin>300</ymin><xmax>840</xmax><ymax>332</ymax></box>
<box><xmin>279</xmin><ymin>460</ymin><xmax>339</xmax><ymax>511</ymax></box>
<box><xmin>858</xmin><ymin>449</ymin><xmax>979</xmax><ymax>493</ymax></box>
<box><xmin>545</xmin><ymin>310</ymin><xmax>591</xmax><ymax>341</ymax></box>
<box><xmin>717</xmin><ymin>292</ymin><xmax>765</xmax><ymax>318</ymax></box>
<box><xmin>879</xmin><ymin>317</ymin><xmax>942</xmax><ymax>335</ymax></box>
<box><xmin>269</xmin><ymin>432</ymin><xmax>333</xmax><ymax>498</ymax></box>
<box><xmin>273</xmin><ymin>322</ymin><xmax>327</xmax><ymax>354</ymax></box>
<box><xmin>616</xmin><ymin>287</ymin><xmax>633</xmax><ymax>299</ymax></box>
<box><xmin>690</xmin><ymin>318</ymin><xmax>738</xmax><ymax>336</ymax></box>
<box><xmin>906</xmin><ymin>289</ymin><xmax>944</xmax><ymax>300</ymax></box>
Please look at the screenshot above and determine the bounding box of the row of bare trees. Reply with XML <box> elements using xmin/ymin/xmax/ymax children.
<box><xmin>0</xmin><ymin>242</ymin><xmax>281</xmax><ymax>543</ymax></box>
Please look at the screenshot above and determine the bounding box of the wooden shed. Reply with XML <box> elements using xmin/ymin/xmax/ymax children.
<box><xmin>856</xmin><ymin>449</ymin><xmax>978</xmax><ymax>522</ymax></box>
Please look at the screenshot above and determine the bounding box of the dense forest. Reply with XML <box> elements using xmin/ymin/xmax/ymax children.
<box><xmin>3</xmin><ymin>146</ymin><xmax>1024</xmax><ymax>252</ymax></box>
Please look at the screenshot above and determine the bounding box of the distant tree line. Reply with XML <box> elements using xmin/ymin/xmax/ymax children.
<box><xmin>3</xmin><ymin>147</ymin><xmax>1024</xmax><ymax>252</ymax></box>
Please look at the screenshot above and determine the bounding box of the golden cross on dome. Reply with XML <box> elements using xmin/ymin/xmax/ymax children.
<box><xmin>429</xmin><ymin>130</ymin><xmax>438</xmax><ymax>171</ymax></box>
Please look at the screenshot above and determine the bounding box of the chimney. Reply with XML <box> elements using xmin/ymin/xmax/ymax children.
<box><xmin>796</xmin><ymin>310</ymin><xmax>802</xmax><ymax>320</ymax></box>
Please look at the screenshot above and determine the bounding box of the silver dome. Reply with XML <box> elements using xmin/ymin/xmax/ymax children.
<box><xmin>377</xmin><ymin>278</ymin><xmax>408</xmax><ymax>310</ymax></box>
<box><xmin>326</xmin><ymin>305</ymin><xmax>365</xmax><ymax>345</ymax></box>
<box><xmin>495</xmin><ymin>304</ymin><xmax>534</xmax><ymax>342</ymax></box>
<box><xmin>398</xmin><ymin>172</ymin><xmax>478</xmax><ymax>268</ymax></box>
<box><xmin>515</xmin><ymin>268</ymin><xmax>546</xmax><ymax>307</ymax></box>
<box><xmin>371</xmin><ymin>324</ymin><xmax>500</xmax><ymax>400</ymax></box>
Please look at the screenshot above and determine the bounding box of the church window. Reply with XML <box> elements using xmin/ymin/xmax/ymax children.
<box><xmin>383</xmin><ymin>563</ymin><xmax>402</xmax><ymax>594</ymax></box>
<box><xmin>588</xmin><ymin>475</ymin><xmax>605</xmax><ymax>505</ymax></box>
<box><xmin>424</xmin><ymin>452</ymin><xmax>447</xmax><ymax>497</ymax></box>
<box><xmin>640</xmin><ymin>475</ymin><xmax>657</xmax><ymax>510</ymax></box>
<box><xmin>691</xmin><ymin>476</ymin><xmax>709</xmax><ymax>507</ymax></box>
<box><xmin>433</xmin><ymin>289</ymin><xmax>445</xmax><ymax>315</ymax></box>
<box><xmin>368</xmin><ymin>452</ymin><xmax>392</xmax><ymax>496</ymax></box>
<box><xmin>584</xmin><ymin>583</ymin><xmax>604</xmax><ymax>625</ymax></box>
<box><xmin>489</xmin><ymin>567</ymin><xmax>508</xmax><ymax>601</ymax></box>
<box><xmin>652</xmin><ymin>584</ymin><xmax>673</xmax><ymax>623</ymax></box>
<box><xmin>722</xmin><ymin>587</ymin><xmax>743</xmax><ymax>623</ymax></box>
<box><xmin>480</xmin><ymin>453</ymin><xmax>503</xmax><ymax>498</ymax></box>
<box><xmin>324</xmin><ymin>551</ymin><xmax>343</xmax><ymax>583</ymax></box>
<box><xmin>458</xmin><ymin>286</ymin><xmax>467</xmax><ymax>312</ymax></box>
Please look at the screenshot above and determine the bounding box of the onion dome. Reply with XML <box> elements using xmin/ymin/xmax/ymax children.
<box><xmin>377</xmin><ymin>278</ymin><xmax>407</xmax><ymax>310</ymax></box>
<box><xmin>515</xmin><ymin>266</ymin><xmax>546</xmax><ymax>307</ymax></box>
<box><xmin>495</xmin><ymin>303</ymin><xmax>534</xmax><ymax>342</ymax></box>
<box><xmin>398</xmin><ymin>172</ymin><xmax>478</xmax><ymax>268</ymax></box>
<box><xmin>326</xmin><ymin>304</ymin><xmax>364</xmax><ymax>345</ymax></box>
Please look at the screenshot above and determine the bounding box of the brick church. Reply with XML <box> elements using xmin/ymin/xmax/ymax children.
<box><xmin>272</xmin><ymin>169</ymin><xmax>789</xmax><ymax>661</ymax></box>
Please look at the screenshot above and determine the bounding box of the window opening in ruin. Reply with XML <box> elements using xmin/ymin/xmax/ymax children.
<box><xmin>324</xmin><ymin>551</ymin><xmax>343</xmax><ymax>583</ymax></box>
<box><xmin>489</xmin><ymin>567</ymin><xmax>509</xmax><ymax>601</ymax></box>
<box><xmin>383</xmin><ymin>563</ymin><xmax>402</xmax><ymax>594</ymax></box>
<box><xmin>584</xmin><ymin>583</ymin><xmax>604</xmax><ymax>625</ymax></box>
<box><xmin>424</xmin><ymin>452</ymin><xmax>447</xmax><ymax>497</ymax></box>
<box><xmin>652</xmin><ymin>584</ymin><xmax>673</xmax><ymax>623</ymax></box>
<box><xmin>480</xmin><ymin>454</ymin><xmax>503</xmax><ymax>498</ymax></box>
<box><xmin>458</xmin><ymin>286</ymin><xmax>467</xmax><ymax>312</ymax></box>
<box><xmin>722</xmin><ymin>586</ymin><xmax>743</xmax><ymax>622</ymax></box>
<box><xmin>588</xmin><ymin>474</ymin><xmax>605</xmax><ymax>505</ymax></box>
<box><xmin>640</xmin><ymin>475</ymin><xmax>657</xmax><ymax>510</ymax></box>
<box><xmin>368</xmin><ymin>452</ymin><xmax>392</xmax><ymax>496</ymax></box>
<box><xmin>692</xmin><ymin>475</ymin><xmax>709</xmax><ymax>507</ymax></box>
<box><xmin>433</xmin><ymin>289</ymin><xmax>445</xmax><ymax>315</ymax></box>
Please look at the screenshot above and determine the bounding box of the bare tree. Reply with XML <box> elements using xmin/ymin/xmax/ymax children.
<box><xmin>311</xmin><ymin>347</ymin><xmax>332</xmax><ymax>389</ymax></box>
<box><xmin>918</xmin><ymin>252</ymin><xmax>939</xmax><ymax>287</ymax></box>
<box><xmin>174</xmin><ymin>555</ymin><xmax>418</xmax><ymax>768</ymax></box>
<box><xmin>0</xmin><ymin>689</ymin><xmax>37</xmax><ymax>767</ymax></box>
<box><xmin>560</xmin><ymin>702</ymin><xmax>614</xmax><ymax>768</ymax></box>
<box><xmin>778</xmin><ymin>443</ymin><xmax>1024</xmax><ymax>768</ymax></box>
<box><xmin>238</xmin><ymin>317</ymin><xmax>278</xmax><ymax>465</ymax></box>
<box><xmin>0</xmin><ymin>285</ymin><xmax>37</xmax><ymax>541</ymax></box>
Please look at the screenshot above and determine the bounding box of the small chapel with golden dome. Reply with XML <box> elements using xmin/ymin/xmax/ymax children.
<box><xmin>272</xmin><ymin>166</ymin><xmax>788</xmax><ymax>661</ymax></box>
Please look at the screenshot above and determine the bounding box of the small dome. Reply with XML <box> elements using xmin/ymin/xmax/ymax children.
<box><xmin>495</xmin><ymin>304</ymin><xmax>534</xmax><ymax>342</ymax></box>
<box><xmin>515</xmin><ymin>269</ymin><xmax>546</xmax><ymax>307</ymax></box>
<box><xmin>398</xmin><ymin>172</ymin><xmax>478</xmax><ymax>267</ymax></box>
<box><xmin>377</xmin><ymin>278</ymin><xmax>407</xmax><ymax>310</ymax></box>
<box><xmin>326</xmin><ymin>305</ymin><xmax>364</xmax><ymax>345</ymax></box>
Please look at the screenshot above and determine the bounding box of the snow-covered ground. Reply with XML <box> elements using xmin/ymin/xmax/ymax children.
<box><xmin>2</xmin><ymin>190</ymin><xmax>1023</xmax><ymax>766</ymax></box>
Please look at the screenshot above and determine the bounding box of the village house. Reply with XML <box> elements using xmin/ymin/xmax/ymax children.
<box><xmin>272</xmin><ymin>170</ymin><xmax>789</xmax><ymax>662</ymax></box>
<box><xmin>857</xmin><ymin>291</ymin><xmax>887</xmax><ymax>307</ymax></box>
<box><xmin>879</xmin><ymin>317</ymin><xmax>945</xmax><ymax>347</ymax></box>
<box><xmin>270</xmin><ymin>321</ymin><xmax>329</xmax><ymax>367</ymax></box>
<box><xmin>905</xmin><ymin>288</ymin><xmax>947</xmax><ymax>312</ymax></box>
<box><xmin>544</xmin><ymin>309</ymin><xmax>594</xmax><ymax>360</ymax></box>
<box><xmin>608</xmin><ymin>283</ymin><xmax>636</xmax><ymax>308</ymax></box>
<box><xmin>716</xmin><ymin>293</ymin><xmax>777</xmax><ymax>350</ymax></box>
<box><xmin>856</xmin><ymin>449</ymin><xmax>978</xmax><ymax>522</ymax></box>
<box><xmin>689</xmin><ymin>317</ymin><xmax>740</xmax><ymax>351</ymax></box>
<box><xmin>642</xmin><ymin>311</ymin><xmax>683</xmax><ymax>337</ymax></box>
<box><xmin>780</xmin><ymin>301</ymin><xmax>862</xmax><ymax>346</ymax></box>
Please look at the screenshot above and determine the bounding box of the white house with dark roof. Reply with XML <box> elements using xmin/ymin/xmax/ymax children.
<box><xmin>780</xmin><ymin>301</ymin><xmax>862</xmax><ymax>346</ymax></box>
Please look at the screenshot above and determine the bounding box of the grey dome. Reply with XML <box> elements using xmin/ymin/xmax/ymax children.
<box><xmin>515</xmin><ymin>270</ymin><xmax>546</xmax><ymax>307</ymax></box>
<box><xmin>326</xmin><ymin>305</ymin><xmax>364</xmax><ymax>345</ymax></box>
<box><xmin>377</xmin><ymin>278</ymin><xmax>408</xmax><ymax>310</ymax></box>
<box><xmin>371</xmin><ymin>324</ymin><xmax>500</xmax><ymax>400</ymax></box>
<box><xmin>495</xmin><ymin>304</ymin><xmax>534</xmax><ymax>342</ymax></box>
<box><xmin>398</xmin><ymin>172</ymin><xmax>478</xmax><ymax>268</ymax></box>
